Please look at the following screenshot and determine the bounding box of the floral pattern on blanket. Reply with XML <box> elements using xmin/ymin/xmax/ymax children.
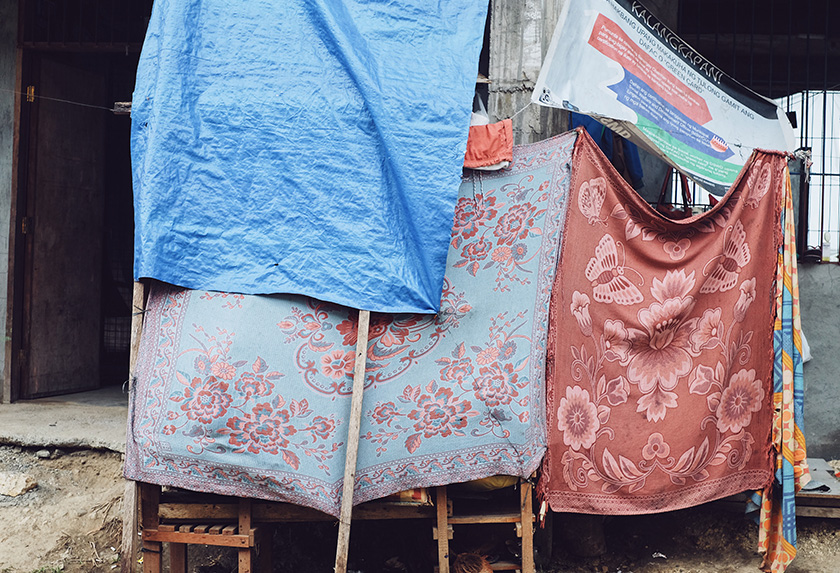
<box><xmin>125</xmin><ymin>132</ymin><xmax>577</xmax><ymax>516</ymax></box>
<box><xmin>540</xmin><ymin>131</ymin><xmax>783</xmax><ymax>515</ymax></box>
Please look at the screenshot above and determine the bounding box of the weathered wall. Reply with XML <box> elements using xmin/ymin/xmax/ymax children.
<box><xmin>0</xmin><ymin>0</ymin><xmax>16</xmax><ymax>402</ymax></box>
<box><xmin>488</xmin><ymin>0</ymin><xmax>566</xmax><ymax>144</ymax></box>
<box><xmin>798</xmin><ymin>263</ymin><xmax>840</xmax><ymax>459</ymax></box>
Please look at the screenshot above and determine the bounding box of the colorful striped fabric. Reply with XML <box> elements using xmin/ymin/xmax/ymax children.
<box><xmin>755</xmin><ymin>166</ymin><xmax>811</xmax><ymax>572</ymax></box>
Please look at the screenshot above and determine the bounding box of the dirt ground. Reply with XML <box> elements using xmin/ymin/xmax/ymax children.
<box><xmin>0</xmin><ymin>444</ymin><xmax>839</xmax><ymax>573</ymax></box>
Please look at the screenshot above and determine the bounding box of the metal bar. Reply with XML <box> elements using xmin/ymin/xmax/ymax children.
<box><xmin>826</xmin><ymin>0</ymin><xmax>836</xmax><ymax>262</ymax></box>
<box><xmin>749</xmin><ymin>0</ymin><xmax>755</xmax><ymax>89</ymax></box>
<box><xmin>786</xmin><ymin>0</ymin><xmax>792</xmax><ymax>104</ymax></box>
<box><xmin>79</xmin><ymin>0</ymin><xmax>85</xmax><ymax>44</ymax></box>
<box><xmin>768</xmin><ymin>0</ymin><xmax>774</xmax><ymax>98</ymax></box>
<box><xmin>730</xmin><ymin>0</ymin><xmax>737</xmax><ymax>77</ymax></box>
<box><xmin>713</xmin><ymin>0</ymin><xmax>719</xmax><ymax>66</ymax></box>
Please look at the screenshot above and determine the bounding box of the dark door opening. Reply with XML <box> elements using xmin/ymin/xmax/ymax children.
<box><xmin>13</xmin><ymin>50</ymin><xmax>137</xmax><ymax>399</ymax></box>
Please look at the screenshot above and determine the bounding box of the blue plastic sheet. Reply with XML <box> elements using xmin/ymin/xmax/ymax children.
<box><xmin>131</xmin><ymin>0</ymin><xmax>488</xmax><ymax>313</ymax></box>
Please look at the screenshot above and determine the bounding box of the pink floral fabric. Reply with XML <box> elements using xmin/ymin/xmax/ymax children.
<box><xmin>125</xmin><ymin>132</ymin><xmax>577</xmax><ymax>517</ymax></box>
<box><xmin>539</xmin><ymin>130</ymin><xmax>784</xmax><ymax>514</ymax></box>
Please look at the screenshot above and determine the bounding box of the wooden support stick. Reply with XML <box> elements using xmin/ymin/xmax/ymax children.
<box><xmin>121</xmin><ymin>281</ymin><xmax>147</xmax><ymax>573</ymax></box>
<box><xmin>333</xmin><ymin>309</ymin><xmax>371</xmax><ymax>573</ymax></box>
<box><xmin>520</xmin><ymin>478</ymin><xmax>535</xmax><ymax>573</ymax></box>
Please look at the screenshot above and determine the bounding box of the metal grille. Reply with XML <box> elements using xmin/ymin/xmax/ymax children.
<box><xmin>777</xmin><ymin>91</ymin><xmax>840</xmax><ymax>261</ymax></box>
<box><xmin>677</xmin><ymin>0</ymin><xmax>840</xmax><ymax>259</ymax></box>
<box><xmin>19</xmin><ymin>0</ymin><xmax>153</xmax><ymax>52</ymax></box>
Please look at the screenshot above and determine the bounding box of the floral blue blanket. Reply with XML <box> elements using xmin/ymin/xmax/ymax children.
<box><xmin>125</xmin><ymin>131</ymin><xmax>576</xmax><ymax>516</ymax></box>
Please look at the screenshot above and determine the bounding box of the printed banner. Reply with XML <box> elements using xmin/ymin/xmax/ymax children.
<box><xmin>533</xmin><ymin>0</ymin><xmax>795</xmax><ymax>195</ymax></box>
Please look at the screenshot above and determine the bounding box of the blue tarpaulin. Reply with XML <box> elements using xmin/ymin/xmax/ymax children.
<box><xmin>131</xmin><ymin>0</ymin><xmax>488</xmax><ymax>313</ymax></box>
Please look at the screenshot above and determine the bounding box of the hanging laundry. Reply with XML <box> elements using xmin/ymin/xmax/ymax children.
<box><xmin>131</xmin><ymin>0</ymin><xmax>488</xmax><ymax>314</ymax></box>
<box><xmin>464</xmin><ymin>119</ymin><xmax>513</xmax><ymax>171</ymax></box>
<box><xmin>125</xmin><ymin>132</ymin><xmax>577</xmax><ymax>516</ymax></box>
<box><xmin>540</xmin><ymin>129</ymin><xmax>786</xmax><ymax>516</ymax></box>
<box><xmin>753</xmin><ymin>172</ymin><xmax>810</xmax><ymax>573</ymax></box>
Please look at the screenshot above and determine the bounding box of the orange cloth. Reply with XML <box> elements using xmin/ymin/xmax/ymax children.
<box><xmin>464</xmin><ymin>119</ymin><xmax>513</xmax><ymax>169</ymax></box>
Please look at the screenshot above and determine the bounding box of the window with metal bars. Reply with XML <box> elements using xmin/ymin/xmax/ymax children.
<box><xmin>677</xmin><ymin>0</ymin><xmax>840</xmax><ymax>261</ymax></box>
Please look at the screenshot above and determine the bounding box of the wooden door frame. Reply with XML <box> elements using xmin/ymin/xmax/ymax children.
<box><xmin>3</xmin><ymin>47</ymin><xmax>32</xmax><ymax>403</ymax></box>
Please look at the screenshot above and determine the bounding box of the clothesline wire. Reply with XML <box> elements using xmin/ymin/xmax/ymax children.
<box><xmin>0</xmin><ymin>85</ymin><xmax>787</xmax><ymax>157</ymax></box>
<box><xmin>0</xmin><ymin>87</ymin><xmax>121</xmax><ymax>113</ymax></box>
<box><xmin>509</xmin><ymin>101</ymin><xmax>533</xmax><ymax>121</ymax></box>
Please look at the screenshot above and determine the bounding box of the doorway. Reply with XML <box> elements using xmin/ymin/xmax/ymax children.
<box><xmin>8</xmin><ymin>0</ymin><xmax>152</xmax><ymax>401</ymax></box>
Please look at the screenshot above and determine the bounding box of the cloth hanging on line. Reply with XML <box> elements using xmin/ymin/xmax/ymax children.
<box><xmin>464</xmin><ymin>119</ymin><xmax>513</xmax><ymax>170</ymax></box>
<box><xmin>131</xmin><ymin>0</ymin><xmax>488</xmax><ymax>314</ymax></box>
<box><xmin>752</xmin><ymin>171</ymin><xmax>810</xmax><ymax>573</ymax></box>
<box><xmin>125</xmin><ymin>132</ymin><xmax>577</xmax><ymax>516</ymax></box>
<box><xmin>539</xmin><ymin>129</ymin><xmax>785</xmax><ymax>515</ymax></box>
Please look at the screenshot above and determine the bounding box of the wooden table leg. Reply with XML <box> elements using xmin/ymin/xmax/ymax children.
<box><xmin>169</xmin><ymin>542</ymin><xmax>186</xmax><ymax>573</ymax></box>
<box><xmin>435</xmin><ymin>486</ymin><xmax>450</xmax><ymax>573</ymax></box>
<box><xmin>238</xmin><ymin>498</ymin><xmax>253</xmax><ymax>572</ymax></box>
<box><xmin>139</xmin><ymin>482</ymin><xmax>161</xmax><ymax>573</ymax></box>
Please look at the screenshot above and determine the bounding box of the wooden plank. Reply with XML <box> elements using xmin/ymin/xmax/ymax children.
<box><xmin>239</xmin><ymin>498</ymin><xmax>252</xmax><ymax>532</ymax></box>
<box><xmin>144</xmin><ymin>530</ymin><xmax>250</xmax><ymax>547</ymax></box>
<box><xmin>520</xmin><ymin>479</ymin><xmax>535</xmax><ymax>573</ymax></box>
<box><xmin>238</xmin><ymin>498</ymin><xmax>254</xmax><ymax>573</ymax></box>
<box><xmin>139</xmin><ymin>483</ymin><xmax>161</xmax><ymax>573</ymax></box>
<box><xmin>2</xmin><ymin>45</ymin><xmax>23</xmax><ymax>404</ymax></box>
<box><xmin>169</xmin><ymin>543</ymin><xmax>186</xmax><ymax>573</ymax></box>
<box><xmin>447</xmin><ymin>513</ymin><xmax>524</xmax><ymax>524</ymax></box>
<box><xmin>121</xmin><ymin>281</ymin><xmax>146</xmax><ymax>573</ymax></box>
<box><xmin>435</xmin><ymin>486</ymin><xmax>450</xmax><ymax>573</ymax></box>
<box><xmin>333</xmin><ymin>309</ymin><xmax>371</xmax><ymax>573</ymax></box>
<box><xmin>488</xmin><ymin>561</ymin><xmax>521</xmax><ymax>571</ymax></box>
<box><xmin>160</xmin><ymin>500</ymin><xmax>434</xmax><ymax>522</ymax></box>
<box><xmin>222</xmin><ymin>525</ymin><xmax>237</xmax><ymax>536</ymax></box>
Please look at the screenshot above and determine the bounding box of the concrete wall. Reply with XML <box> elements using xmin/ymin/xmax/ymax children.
<box><xmin>487</xmin><ymin>0</ymin><xmax>566</xmax><ymax>143</ymax></box>
<box><xmin>798</xmin><ymin>263</ymin><xmax>840</xmax><ymax>459</ymax></box>
<box><xmin>0</xmin><ymin>0</ymin><xmax>16</xmax><ymax>402</ymax></box>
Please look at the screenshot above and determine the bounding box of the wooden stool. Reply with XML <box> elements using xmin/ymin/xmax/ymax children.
<box><xmin>433</xmin><ymin>478</ymin><xmax>535</xmax><ymax>573</ymax></box>
<box><xmin>139</xmin><ymin>482</ymin><xmax>270</xmax><ymax>573</ymax></box>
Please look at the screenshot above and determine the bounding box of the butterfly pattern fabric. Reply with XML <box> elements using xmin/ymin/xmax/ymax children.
<box><xmin>540</xmin><ymin>129</ymin><xmax>786</xmax><ymax>516</ymax></box>
<box><xmin>585</xmin><ymin>234</ymin><xmax>644</xmax><ymax>305</ymax></box>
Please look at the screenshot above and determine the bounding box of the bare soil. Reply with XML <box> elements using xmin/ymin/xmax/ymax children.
<box><xmin>0</xmin><ymin>445</ymin><xmax>838</xmax><ymax>572</ymax></box>
<box><xmin>0</xmin><ymin>446</ymin><xmax>123</xmax><ymax>572</ymax></box>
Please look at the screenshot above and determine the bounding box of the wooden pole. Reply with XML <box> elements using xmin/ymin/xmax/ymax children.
<box><xmin>333</xmin><ymin>309</ymin><xmax>371</xmax><ymax>573</ymax></box>
<box><xmin>121</xmin><ymin>281</ymin><xmax>146</xmax><ymax>572</ymax></box>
